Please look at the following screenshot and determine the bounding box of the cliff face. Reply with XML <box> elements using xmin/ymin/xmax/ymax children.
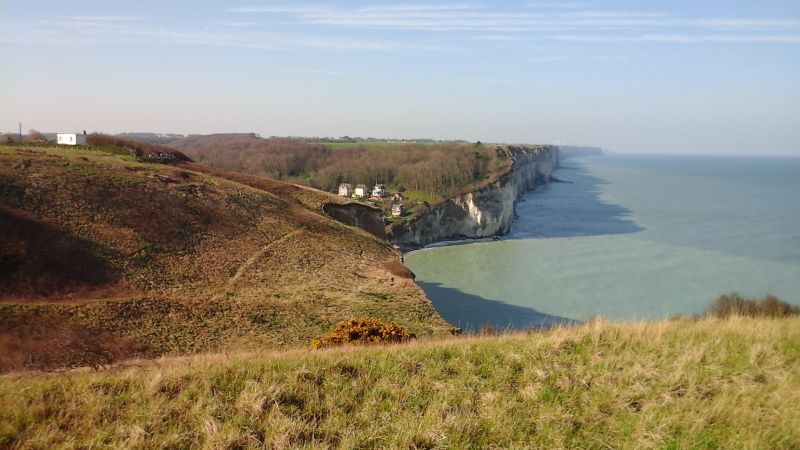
<box><xmin>322</xmin><ymin>203</ymin><xmax>387</xmax><ymax>240</ymax></box>
<box><xmin>389</xmin><ymin>145</ymin><xmax>559</xmax><ymax>247</ymax></box>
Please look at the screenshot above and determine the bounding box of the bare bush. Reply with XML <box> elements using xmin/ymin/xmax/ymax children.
<box><xmin>705</xmin><ymin>293</ymin><xmax>799</xmax><ymax>318</ymax></box>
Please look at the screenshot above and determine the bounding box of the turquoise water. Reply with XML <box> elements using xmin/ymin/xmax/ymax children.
<box><xmin>405</xmin><ymin>154</ymin><xmax>800</xmax><ymax>330</ymax></box>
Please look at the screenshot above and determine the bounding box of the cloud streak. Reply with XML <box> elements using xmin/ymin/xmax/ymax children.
<box><xmin>0</xmin><ymin>17</ymin><xmax>447</xmax><ymax>52</ymax></box>
<box><xmin>282</xmin><ymin>67</ymin><xmax>350</xmax><ymax>76</ymax></box>
<box><xmin>226</xmin><ymin>3</ymin><xmax>800</xmax><ymax>41</ymax></box>
<box><xmin>547</xmin><ymin>33</ymin><xmax>800</xmax><ymax>43</ymax></box>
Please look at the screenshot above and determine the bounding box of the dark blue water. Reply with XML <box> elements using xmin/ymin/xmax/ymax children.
<box><xmin>406</xmin><ymin>154</ymin><xmax>800</xmax><ymax>330</ymax></box>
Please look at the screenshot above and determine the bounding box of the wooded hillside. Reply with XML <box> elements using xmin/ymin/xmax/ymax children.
<box><xmin>168</xmin><ymin>135</ymin><xmax>509</xmax><ymax>200</ymax></box>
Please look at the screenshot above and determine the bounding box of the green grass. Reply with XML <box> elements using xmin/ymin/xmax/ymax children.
<box><xmin>393</xmin><ymin>188</ymin><xmax>437</xmax><ymax>204</ymax></box>
<box><xmin>2</xmin><ymin>316</ymin><xmax>798</xmax><ymax>449</ymax></box>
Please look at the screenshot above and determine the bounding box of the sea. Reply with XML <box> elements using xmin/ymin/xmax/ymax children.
<box><xmin>404</xmin><ymin>154</ymin><xmax>800</xmax><ymax>331</ymax></box>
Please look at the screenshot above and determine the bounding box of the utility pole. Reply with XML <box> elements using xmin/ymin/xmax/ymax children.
<box><xmin>19</xmin><ymin>122</ymin><xmax>22</xmax><ymax>139</ymax></box>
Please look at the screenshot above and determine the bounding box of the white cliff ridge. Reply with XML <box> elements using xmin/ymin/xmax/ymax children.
<box><xmin>389</xmin><ymin>145</ymin><xmax>559</xmax><ymax>247</ymax></box>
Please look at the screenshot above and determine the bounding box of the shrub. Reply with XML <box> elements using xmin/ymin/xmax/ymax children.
<box><xmin>382</xmin><ymin>259</ymin><xmax>415</xmax><ymax>279</ymax></box>
<box><xmin>27</xmin><ymin>129</ymin><xmax>46</xmax><ymax>142</ymax></box>
<box><xmin>705</xmin><ymin>293</ymin><xmax>799</xmax><ymax>318</ymax></box>
<box><xmin>310</xmin><ymin>318</ymin><xmax>415</xmax><ymax>349</ymax></box>
<box><xmin>86</xmin><ymin>133</ymin><xmax>192</xmax><ymax>161</ymax></box>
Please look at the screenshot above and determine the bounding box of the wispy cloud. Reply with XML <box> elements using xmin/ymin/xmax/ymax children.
<box><xmin>282</xmin><ymin>67</ymin><xmax>350</xmax><ymax>76</ymax></box>
<box><xmin>528</xmin><ymin>55</ymin><xmax>570</xmax><ymax>62</ymax></box>
<box><xmin>471</xmin><ymin>34</ymin><xmax>535</xmax><ymax>41</ymax></box>
<box><xmin>527</xmin><ymin>2</ymin><xmax>587</xmax><ymax>9</ymax></box>
<box><xmin>215</xmin><ymin>21</ymin><xmax>260</xmax><ymax>28</ymax></box>
<box><xmin>548</xmin><ymin>33</ymin><xmax>800</xmax><ymax>43</ymax></box>
<box><xmin>356</xmin><ymin>4</ymin><xmax>478</xmax><ymax>12</ymax></box>
<box><xmin>1</xmin><ymin>16</ymin><xmax>447</xmax><ymax>52</ymax></box>
<box><xmin>226</xmin><ymin>3</ymin><xmax>800</xmax><ymax>39</ymax></box>
<box><xmin>68</xmin><ymin>15</ymin><xmax>140</xmax><ymax>22</ymax></box>
<box><xmin>5</xmin><ymin>3</ymin><xmax>800</xmax><ymax>52</ymax></box>
<box><xmin>226</xmin><ymin>6</ymin><xmax>333</xmax><ymax>14</ymax></box>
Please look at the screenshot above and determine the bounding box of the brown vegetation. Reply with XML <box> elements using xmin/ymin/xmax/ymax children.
<box><xmin>0</xmin><ymin>145</ymin><xmax>451</xmax><ymax>372</ymax></box>
<box><xmin>0</xmin><ymin>207</ymin><xmax>132</xmax><ymax>300</ymax></box>
<box><xmin>27</xmin><ymin>129</ymin><xmax>46</xmax><ymax>141</ymax></box>
<box><xmin>0</xmin><ymin>312</ymin><xmax>146</xmax><ymax>372</ymax></box>
<box><xmin>170</xmin><ymin>135</ymin><xmax>506</xmax><ymax>199</ymax></box>
<box><xmin>310</xmin><ymin>318</ymin><xmax>416</xmax><ymax>349</ymax></box>
<box><xmin>705</xmin><ymin>293</ymin><xmax>799</xmax><ymax>318</ymax></box>
<box><xmin>87</xmin><ymin>133</ymin><xmax>192</xmax><ymax>161</ymax></box>
<box><xmin>382</xmin><ymin>259</ymin><xmax>415</xmax><ymax>279</ymax></box>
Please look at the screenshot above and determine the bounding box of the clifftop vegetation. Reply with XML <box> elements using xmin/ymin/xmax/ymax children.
<box><xmin>168</xmin><ymin>134</ymin><xmax>510</xmax><ymax>201</ymax></box>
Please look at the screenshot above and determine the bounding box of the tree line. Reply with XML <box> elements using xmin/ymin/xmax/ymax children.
<box><xmin>176</xmin><ymin>138</ymin><xmax>505</xmax><ymax>199</ymax></box>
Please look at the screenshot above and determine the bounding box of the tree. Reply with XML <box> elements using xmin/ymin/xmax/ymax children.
<box><xmin>28</xmin><ymin>129</ymin><xmax>46</xmax><ymax>141</ymax></box>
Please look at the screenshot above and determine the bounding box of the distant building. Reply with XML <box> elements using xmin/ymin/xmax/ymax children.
<box><xmin>354</xmin><ymin>184</ymin><xmax>370</xmax><ymax>199</ymax></box>
<box><xmin>372</xmin><ymin>184</ymin><xmax>389</xmax><ymax>198</ymax></box>
<box><xmin>147</xmin><ymin>152</ymin><xmax>175</xmax><ymax>159</ymax></box>
<box><xmin>391</xmin><ymin>204</ymin><xmax>406</xmax><ymax>217</ymax></box>
<box><xmin>338</xmin><ymin>183</ymin><xmax>353</xmax><ymax>197</ymax></box>
<box><xmin>392</xmin><ymin>192</ymin><xmax>406</xmax><ymax>203</ymax></box>
<box><xmin>56</xmin><ymin>133</ymin><xmax>86</xmax><ymax>146</ymax></box>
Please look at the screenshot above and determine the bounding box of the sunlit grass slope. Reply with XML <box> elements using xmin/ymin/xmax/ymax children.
<box><xmin>2</xmin><ymin>316</ymin><xmax>798</xmax><ymax>449</ymax></box>
<box><xmin>0</xmin><ymin>145</ymin><xmax>451</xmax><ymax>371</ymax></box>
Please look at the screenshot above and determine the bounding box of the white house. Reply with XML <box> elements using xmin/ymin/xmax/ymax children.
<box><xmin>372</xmin><ymin>184</ymin><xmax>389</xmax><ymax>198</ymax></box>
<box><xmin>57</xmin><ymin>133</ymin><xmax>86</xmax><ymax>146</ymax></box>
<box><xmin>338</xmin><ymin>183</ymin><xmax>353</xmax><ymax>197</ymax></box>
<box><xmin>354</xmin><ymin>184</ymin><xmax>370</xmax><ymax>199</ymax></box>
<box><xmin>391</xmin><ymin>204</ymin><xmax>406</xmax><ymax>217</ymax></box>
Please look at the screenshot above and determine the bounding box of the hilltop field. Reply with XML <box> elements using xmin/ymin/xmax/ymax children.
<box><xmin>1</xmin><ymin>316</ymin><xmax>798</xmax><ymax>448</ymax></box>
<box><xmin>0</xmin><ymin>144</ymin><xmax>452</xmax><ymax>372</ymax></box>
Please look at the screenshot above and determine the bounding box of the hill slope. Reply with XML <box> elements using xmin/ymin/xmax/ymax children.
<box><xmin>0</xmin><ymin>146</ymin><xmax>452</xmax><ymax>371</ymax></box>
<box><xmin>1</xmin><ymin>317</ymin><xmax>798</xmax><ymax>448</ymax></box>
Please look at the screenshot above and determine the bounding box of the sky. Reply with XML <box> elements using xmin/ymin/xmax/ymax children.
<box><xmin>1</xmin><ymin>1</ymin><xmax>799</xmax><ymax>154</ymax></box>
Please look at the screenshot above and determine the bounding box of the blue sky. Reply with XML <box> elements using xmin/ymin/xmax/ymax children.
<box><xmin>1</xmin><ymin>1</ymin><xmax>799</xmax><ymax>154</ymax></box>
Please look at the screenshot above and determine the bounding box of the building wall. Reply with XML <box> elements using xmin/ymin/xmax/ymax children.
<box><xmin>57</xmin><ymin>134</ymin><xmax>86</xmax><ymax>146</ymax></box>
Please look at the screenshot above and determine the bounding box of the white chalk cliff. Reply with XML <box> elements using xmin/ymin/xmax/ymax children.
<box><xmin>389</xmin><ymin>145</ymin><xmax>559</xmax><ymax>247</ymax></box>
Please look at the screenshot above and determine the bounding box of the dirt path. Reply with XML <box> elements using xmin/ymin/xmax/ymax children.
<box><xmin>225</xmin><ymin>229</ymin><xmax>305</xmax><ymax>289</ymax></box>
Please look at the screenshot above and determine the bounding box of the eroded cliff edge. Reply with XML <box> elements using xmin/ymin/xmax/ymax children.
<box><xmin>388</xmin><ymin>145</ymin><xmax>559</xmax><ymax>247</ymax></box>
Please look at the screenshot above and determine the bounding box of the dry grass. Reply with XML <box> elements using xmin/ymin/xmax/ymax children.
<box><xmin>0</xmin><ymin>146</ymin><xmax>451</xmax><ymax>372</ymax></box>
<box><xmin>1</xmin><ymin>316</ymin><xmax>798</xmax><ymax>449</ymax></box>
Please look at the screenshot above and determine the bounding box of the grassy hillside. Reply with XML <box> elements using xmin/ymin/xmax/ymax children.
<box><xmin>1</xmin><ymin>316</ymin><xmax>798</xmax><ymax>448</ymax></box>
<box><xmin>0</xmin><ymin>145</ymin><xmax>452</xmax><ymax>372</ymax></box>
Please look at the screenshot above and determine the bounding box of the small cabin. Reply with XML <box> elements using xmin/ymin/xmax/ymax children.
<box><xmin>391</xmin><ymin>204</ymin><xmax>406</xmax><ymax>217</ymax></box>
<box><xmin>338</xmin><ymin>183</ymin><xmax>353</xmax><ymax>197</ymax></box>
<box><xmin>372</xmin><ymin>184</ymin><xmax>389</xmax><ymax>198</ymax></box>
<box><xmin>392</xmin><ymin>192</ymin><xmax>406</xmax><ymax>203</ymax></box>
<box><xmin>354</xmin><ymin>184</ymin><xmax>370</xmax><ymax>199</ymax></box>
<box><xmin>57</xmin><ymin>133</ymin><xmax>86</xmax><ymax>146</ymax></box>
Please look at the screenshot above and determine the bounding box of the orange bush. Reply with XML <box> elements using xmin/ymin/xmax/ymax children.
<box><xmin>311</xmin><ymin>318</ymin><xmax>415</xmax><ymax>349</ymax></box>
